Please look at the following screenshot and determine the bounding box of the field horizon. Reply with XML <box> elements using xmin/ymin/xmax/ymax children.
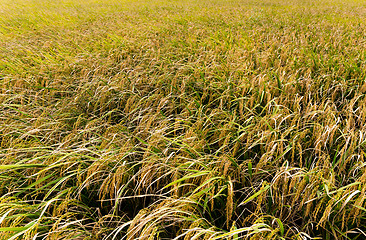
<box><xmin>1</xmin><ymin>0</ymin><xmax>366</xmax><ymax>239</ymax></box>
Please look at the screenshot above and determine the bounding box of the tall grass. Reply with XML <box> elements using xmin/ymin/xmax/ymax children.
<box><xmin>1</xmin><ymin>0</ymin><xmax>366</xmax><ymax>239</ymax></box>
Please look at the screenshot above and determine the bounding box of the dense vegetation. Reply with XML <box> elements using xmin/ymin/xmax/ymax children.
<box><xmin>1</xmin><ymin>0</ymin><xmax>366</xmax><ymax>239</ymax></box>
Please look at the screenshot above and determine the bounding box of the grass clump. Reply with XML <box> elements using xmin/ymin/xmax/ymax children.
<box><xmin>1</xmin><ymin>0</ymin><xmax>366</xmax><ymax>239</ymax></box>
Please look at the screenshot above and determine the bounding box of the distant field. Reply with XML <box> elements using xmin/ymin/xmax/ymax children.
<box><xmin>1</xmin><ymin>0</ymin><xmax>366</xmax><ymax>239</ymax></box>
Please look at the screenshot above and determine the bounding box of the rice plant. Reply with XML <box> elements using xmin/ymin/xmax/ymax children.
<box><xmin>1</xmin><ymin>0</ymin><xmax>366</xmax><ymax>239</ymax></box>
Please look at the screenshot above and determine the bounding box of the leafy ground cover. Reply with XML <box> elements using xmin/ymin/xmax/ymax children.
<box><xmin>1</xmin><ymin>0</ymin><xmax>366</xmax><ymax>239</ymax></box>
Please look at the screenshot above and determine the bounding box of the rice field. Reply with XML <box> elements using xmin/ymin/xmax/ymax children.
<box><xmin>1</xmin><ymin>0</ymin><xmax>366</xmax><ymax>239</ymax></box>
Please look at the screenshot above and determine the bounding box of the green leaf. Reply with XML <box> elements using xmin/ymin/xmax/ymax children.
<box><xmin>238</xmin><ymin>183</ymin><xmax>270</xmax><ymax>206</ymax></box>
<box><xmin>0</xmin><ymin>164</ymin><xmax>46</xmax><ymax>171</ymax></box>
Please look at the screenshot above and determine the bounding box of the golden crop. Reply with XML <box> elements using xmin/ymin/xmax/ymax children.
<box><xmin>1</xmin><ymin>0</ymin><xmax>366</xmax><ymax>239</ymax></box>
